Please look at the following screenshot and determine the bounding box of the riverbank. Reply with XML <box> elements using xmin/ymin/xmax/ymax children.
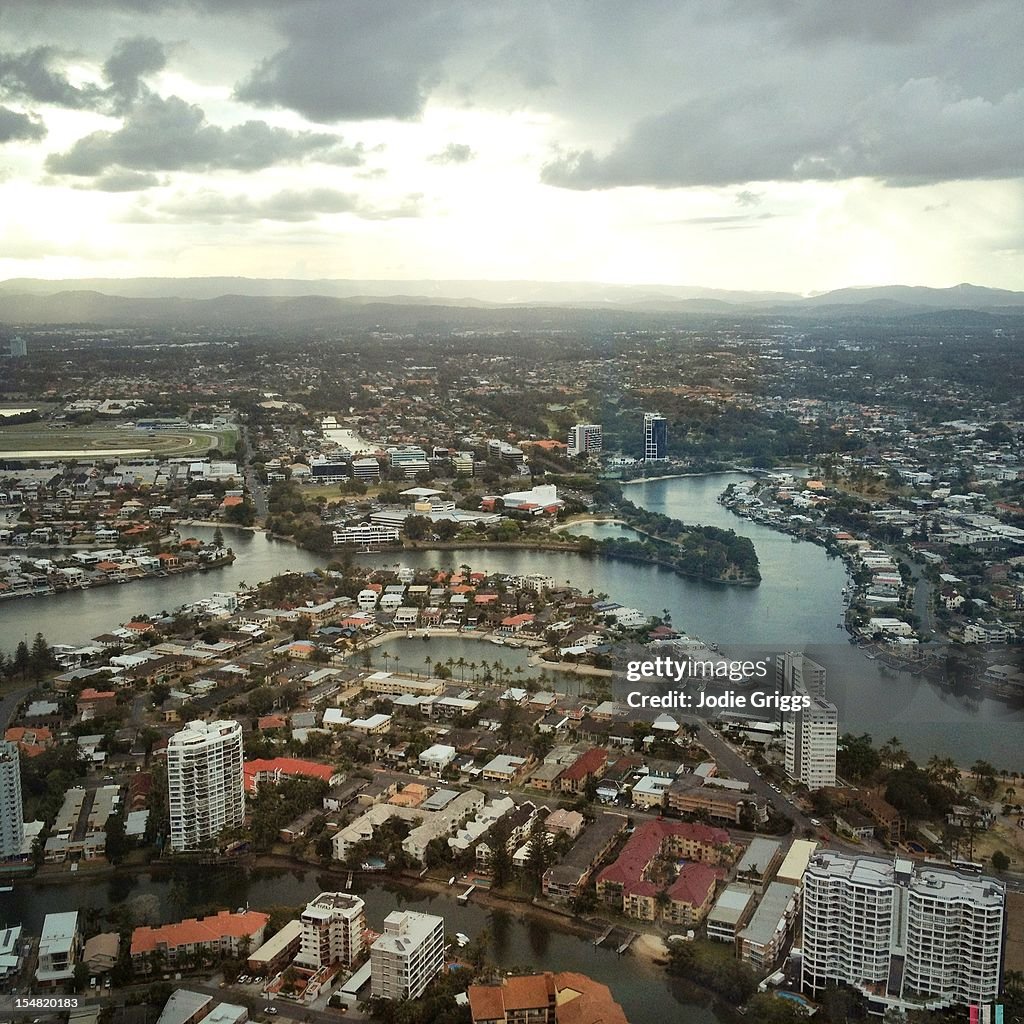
<box><xmin>621</xmin><ymin>470</ymin><xmax>737</xmax><ymax>486</ymax></box>
<box><xmin>0</xmin><ymin>551</ymin><xmax>235</xmax><ymax>602</ymax></box>
<box><xmin>551</xmin><ymin>516</ymin><xmax>627</xmax><ymax>532</ymax></box>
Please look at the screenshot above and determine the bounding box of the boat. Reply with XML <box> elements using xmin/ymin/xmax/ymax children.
<box><xmin>455</xmin><ymin>932</ymin><xmax>470</xmax><ymax>947</ymax></box>
<box><xmin>488</xmin><ymin>636</ymin><xmax>505</xmax><ymax>646</ymax></box>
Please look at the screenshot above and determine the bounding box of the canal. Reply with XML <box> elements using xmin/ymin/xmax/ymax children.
<box><xmin>0</xmin><ymin>867</ymin><xmax>719</xmax><ymax>1024</ymax></box>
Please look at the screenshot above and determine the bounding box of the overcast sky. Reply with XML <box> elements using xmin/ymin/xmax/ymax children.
<box><xmin>1</xmin><ymin>0</ymin><xmax>1022</xmax><ymax>292</ymax></box>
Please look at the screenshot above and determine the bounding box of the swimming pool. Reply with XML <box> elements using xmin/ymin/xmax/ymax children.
<box><xmin>776</xmin><ymin>990</ymin><xmax>816</xmax><ymax>1014</ymax></box>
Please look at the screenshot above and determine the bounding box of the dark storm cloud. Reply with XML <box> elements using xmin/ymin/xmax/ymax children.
<box><xmin>235</xmin><ymin>1</ymin><xmax>467</xmax><ymax>122</ymax></box>
<box><xmin>0</xmin><ymin>46</ymin><xmax>105</xmax><ymax>110</ymax></box>
<box><xmin>0</xmin><ymin>37</ymin><xmax>166</xmax><ymax>116</ymax></box>
<box><xmin>428</xmin><ymin>143</ymin><xmax>474</xmax><ymax>164</ymax></box>
<box><xmin>103</xmin><ymin>37</ymin><xmax>167</xmax><ymax>112</ymax></box>
<box><xmin>128</xmin><ymin>186</ymin><xmax>422</xmax><ymax>222</ymax></box>
<box><xmin>45</xmin><ymin>94</ymin><xmax>364</xmax><ymax>177</ymax></box>
<box><xmin>3</xmin><ymin>0</ymin><xmax>1023</xmax><ymax>191</ymax></box>
<box><xmin>0</xmin><ymin>104</ymin><xmax>45</xmax><ymax>142</ymax></box>
<box><xmin>541</xmin><ymin>78</ymin><xmax>1024</xmax><ymax>189</ymax></box>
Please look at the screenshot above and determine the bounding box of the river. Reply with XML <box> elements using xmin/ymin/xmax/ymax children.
<box><xmin>2</xmin><ymin>476</ymin><xmax>1019</xmax><ymax>764</ymax></box>
<box><xmin>0</xmin><ymin>528</ymin><xmax>326</xmax><ymax>646</ymax></box>
<box><xmin>0</xmin><ymin>867</ymin><xmax>718</xmax><ymax>1024</ymax></box>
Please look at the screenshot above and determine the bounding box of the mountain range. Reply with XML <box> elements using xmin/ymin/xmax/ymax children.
<box><xmin>0</xmin><ymin>278</ymin><xmax>1022</xmax><ymax>326</ymax></box>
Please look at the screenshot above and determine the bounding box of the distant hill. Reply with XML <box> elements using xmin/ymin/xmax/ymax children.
<box><xmin>0</xmin><ymin>277</ymin><xmax>1021</xmax><ymax>326</ymax></box>
<box><xmin>799</xmin><ymin>283</ymin><xmax>1024</xmax><ymax>310</ymax></box>
<box><xmin>0</xmin><ymin>277</ymin><xmax>798</xmax><ymax>305</ymax></box>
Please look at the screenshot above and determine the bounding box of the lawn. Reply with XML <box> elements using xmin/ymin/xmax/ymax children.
<box><xmin>0</xmin><ymin>421</ymin><xmax>221</xmax><ymax>458</ymax></box>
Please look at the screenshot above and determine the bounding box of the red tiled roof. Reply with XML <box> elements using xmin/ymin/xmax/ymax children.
<box><xmin>596</xmin><ymin>819</ymin><xmax>729</xmax><ymax>898</ymax></box>
<box><xmin>79</xmin><ymin>688</ymin><xmax>116</xmax><ymax>702</ymax></box>
<box><xmin>243</xmin><ymin>757</ymin><xmax>334</xmax><ymax>793</ymax></box>
<box><xmin>667</xmin><ymin>862</ymin><xmax>718</xmax><ymax>908</ymax></box>
<box><xmin>500</xmin><ymin>613</ymin><xmax>535</xmax><ymax>627</ymax></box>
<box><xmin>561</xmin><ymin>747</ymin><xmax>607</xmax><ymax>782</ymax></box>
<box><xmin>131</xmin><ymin>909</ymin><xmax>268</xmax><ymax>956</ymax></box>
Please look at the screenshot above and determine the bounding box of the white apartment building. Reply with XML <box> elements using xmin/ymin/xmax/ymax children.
<box><xmin>567</xmin><ymin>423</ymin><xmax>603</xmax><ymax>458</ymax></box>
<box><xmin>784</xmin><ymin>694</ymin><xmax>838</xmax><ymax>790</ymax></box>
<box><xmin>0</xmin><ymin>741</ymin><xmax>24</xmax><ymax>860</ymax></box>
<box><xmin>802</xmin><ymin>852</ymin><xmax>1005</xmax><ymax>1016</ymax></box>
<box><xmin>370</xmin><ymin>911</ymin><xmax>445</xmax><ymax>1002</ymax></box>
<box><xmin>776</xmin><ymin>651</ymin><xmax>827</xmax><ymax>699</ymax></box>
<box><xmin>333</xmin><ymin>524</ymin><xmax>401</xmax><ymax>546</ymax></box>
<box><xmin>296</xmin><ymin>892</ymin><xmax>366</xmax><ymax>969</ymax></box>
<box><xmin>167</xmin><ymin>720</ymin><xmax>245</xmax><ymax>852</ymax></box>
<box><xmin>36</xmin><ymin>912</ymin><xmax>81</xmax><ymax>986</ymax></box>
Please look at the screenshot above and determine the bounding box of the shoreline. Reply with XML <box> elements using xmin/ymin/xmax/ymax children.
<box><xmin>620</xmin><ymin>469</ymin><xmax>742</xmax><ymax>485</ymax></box>
<box><xmin>551</xmin><ymin>516</ymin><xmax>627</xmax><ymax>532</ymax></box>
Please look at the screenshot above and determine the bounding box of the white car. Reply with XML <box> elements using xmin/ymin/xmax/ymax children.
<box><xmin>810</xmin><ymin>817</ymin><xmax>821</xmax><ymax>827</ymax></box>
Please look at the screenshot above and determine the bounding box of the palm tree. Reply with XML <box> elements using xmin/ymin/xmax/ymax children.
<box><xmin>424</xmin><ymin>654</ymin><xmax>433</xmax><ymax>678</ymax></box>
<box><xmin>879</xmin><ymin>736</ymin><xmax>906</xmax><ymax>769</ymax></box>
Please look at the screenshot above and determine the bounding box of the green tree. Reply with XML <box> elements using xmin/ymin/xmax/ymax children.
<box><xmin>105</xmin><ymin>812</ymin><xmax>129</xmax><ymax>864</ymax></box>
<box><xmin>30</xmin><ymin>632</ymin><xmax>57</xmax><ymax>681</ymax></box>
<box><xmin>488</xmin><ymin>817</ymin><xmax>513</xmax><ymax>889</ymax></box>
<box><xmin>14</xmin><ymin>639</ymin><xmax>31</xmax><ymax>679</ymax></box>
<box><xmin>992</xmin><ymin>850</ymin><xmax>1010</xmax><ymax>872</ymax></box>
<box><xmin>524</xmin><ymin>815</ymin><xmax>553</xmax><ymax>893</ymax></box>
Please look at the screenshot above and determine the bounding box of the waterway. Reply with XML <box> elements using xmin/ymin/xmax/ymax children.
<box><xmin>0</xmin><ymin>528</ymin><xmax>326</xmax><ymax>646</ymax></box>
<box><xmin>358</xmin><ymin>474</ymin><xmax>1021</xmax><ymax>766</ymax></box>
<box><xmin>2</xmin><ymin>476</ymin><xmax>1020</xmax><ymax>764</ymax></box>
<box><xmin>0</xmin><ymin>867</ymin><xmax>718</xmax><ymax>1024</ymax></box>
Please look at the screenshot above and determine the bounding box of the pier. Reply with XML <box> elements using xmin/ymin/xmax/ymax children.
<box><xmin>457</xmin><ymin>885</ymin><xmax>476</xmax><ymax>904</ymax></box>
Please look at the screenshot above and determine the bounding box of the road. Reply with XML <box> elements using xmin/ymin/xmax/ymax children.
<box><xmin>0</xmin><ymin>684</ymin><xmax>34</xmax><ymax>730</ymax></box>
<box><xmin>30</xmin><ymin>980</ymin><xmax>361</xmax><ymax>1024</ymax></box>
<box><xmin>894</xmin><ymin>551</ymin><xmax>936</xmax><ymax>638</ymax></box>
<box><xmin>240</xmin><ymin>425</ymin><xmax>268</xmax><ymax>522</ymax></box>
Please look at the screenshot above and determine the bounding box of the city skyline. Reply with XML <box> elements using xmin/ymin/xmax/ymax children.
<box><xmin>1</xmin><ymin>2</ymin><xmax>1023</xmax><ymax>290</ymax></box>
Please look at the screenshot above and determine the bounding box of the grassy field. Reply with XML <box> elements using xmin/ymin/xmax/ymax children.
<box><xmin>0</xmin><ymin>421</ymin><xmax>226</xmax><ymax>458</ymax></box>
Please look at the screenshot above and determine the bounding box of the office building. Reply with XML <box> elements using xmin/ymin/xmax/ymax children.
<box><xmin>387</xmin><ymin>446</ymin><xmax>430</xmax><ymax>479</ymax></box>
<box><xmin>567</xmin><ymin>423</ymin><xmax>603</xmax><ymax>458</ymax></box>
<box><xmin>4</xmin><ymin>336</ymin><xmax>27</xmax><ymax>358</ymax></box>
<box><xmin>296</xmin><ymin>892</ymin><xmax>366</xmax><ymax>969</ymax></box>
<box><xmin>0</xmin><ymin>741</ymin><xmax>24</xmax><ymax>860</ymax></box>
<box><xmin>167</xmin><ymin>720</ymin><xmax>245</xmax><ymax>852</ymax></box>
<box><xmin>801</xmin><ymin>852</ymin><xmax>1005</xmax><ymax>1016</ymax></box>
<box><xmin>370</xmin><ymin>911</ymin><xmax>444</xmax><ymax>1001</ymax></box>
<box><xmin>643</xmin><ymin>413</ymin><xmax>668</xmax><ymax>461</ymax></box>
